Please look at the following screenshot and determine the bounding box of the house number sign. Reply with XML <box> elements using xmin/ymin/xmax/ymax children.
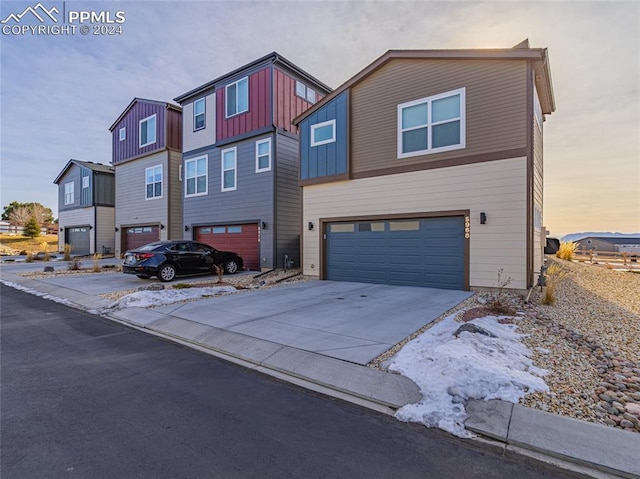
<box><xmin>464</xmin><ymin>216</ymin><xmax>470</xmax><ymax>239</ymax></box>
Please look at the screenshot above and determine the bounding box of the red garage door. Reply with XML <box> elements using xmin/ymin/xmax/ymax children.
<box><xmin>124</xmin><ymin>226</ymin><xmax>160</xmax><ymax>252</ymax></box>
<box><xmin>196</xmin><ymin>224</ymin><xmax>259</xmax><ymax>271</ymax></box>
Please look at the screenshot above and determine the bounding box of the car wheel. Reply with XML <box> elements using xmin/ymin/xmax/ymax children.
<box><xmin>224</xmin><ymin>259</ymin><xmax>239</xmax><ymax>274</ymax></box>
<box><xmin>136</xmin><ymin>274</ymin><xmax>151</xmax><ymax>279</ymax></box>
<box><xmin>158</xmin><ymin>264</ymin><xmax>177</xmax><ymax>282</ymax></box>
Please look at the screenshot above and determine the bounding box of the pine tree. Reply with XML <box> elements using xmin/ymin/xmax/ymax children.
<box><xmin>23</xmin><ymin>216</ymin><xmax>41</xmax><ymax>238</ymax></box>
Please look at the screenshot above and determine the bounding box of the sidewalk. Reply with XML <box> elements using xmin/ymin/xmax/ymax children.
<box><xmin>2</xmin><ymin>265</ymin><xmax>638</xmax><ymax>479</ymax></box>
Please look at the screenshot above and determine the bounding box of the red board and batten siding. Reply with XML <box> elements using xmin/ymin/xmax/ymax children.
<box><xmin>111</xmin><ymin>101</ymin><xmax>167</xmax><ymax>165</ymax></box>
<box><xmin>273</xmin><ymin>68</ymin><xmax>324</xmax><ymax>134</ymax></box>
<box><xmin>165</xmin><ymin>108</ymin><xmax>182</xmax><ymax>152</ymax></box>
<box><xmin>216</xmin><ymin>67</ymin><xmax>271</xmax><ymax>142</ymax></box>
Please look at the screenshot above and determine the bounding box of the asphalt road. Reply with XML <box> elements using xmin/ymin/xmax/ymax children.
<box><xmin>0</xmin><ymin>284</ymin><xmax>573</xmax><ymax>479</ymax></box>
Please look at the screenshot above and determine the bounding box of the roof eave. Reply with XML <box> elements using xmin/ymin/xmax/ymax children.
<box><xmin>294</xmin><ymin>47</ymin><xmax>553</xmax><ymax>125</ymax></box>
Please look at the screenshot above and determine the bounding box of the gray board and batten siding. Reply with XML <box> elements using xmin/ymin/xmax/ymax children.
<box><xmin>183</xmin><ymin>134</ymin><xmax>275</xmax><ymax>268</ymax></box>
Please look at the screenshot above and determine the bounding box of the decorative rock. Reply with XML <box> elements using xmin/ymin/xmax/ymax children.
<box><xmin>43</xmin><ymin>266</ymin><xmax>54</xmax><ymax>272</ymax></box>
<box><xmin>620</xmin><ymin>419</ymin><xmax>635</xmax><ymax>429</ymax></box>
<box><xmin>137</xmin><ymin>283</ymin><xmax>164</xmax><ymax>291</ymax></box>
<box><xmin>626</xmin><ymin>403</ymin><xmax>640</xmax><ymax>416</ymax></box>
<box><xmin>453</xmin><ymin>323</ymin><xmax>497</xmax><ymax>338</ymax></box>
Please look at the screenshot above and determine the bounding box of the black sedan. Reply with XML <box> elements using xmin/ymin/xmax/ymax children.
<box><xmin>123</xmin><ymin>240</ymin><xmax>244</xmax><ymax>282</ymax></box>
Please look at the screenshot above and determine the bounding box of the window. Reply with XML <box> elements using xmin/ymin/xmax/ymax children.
<box><xmin>255</xmin><ymin>138</ymin><xmax>271</xmax><ymax>172</ymax></box>
<box><xmin>139</xmin><ymin>114</ymin><xmax>157</xmax><ymax>147</ymax></box>
<box><xmin>389</xmin><ymin>220</ymin><xmax>420</xmax><ymax>231</ymax></box>
<box><xmin>185</xmin><ymin>156</ymin><xmax>208</xmax><ymax>197</ymax></box>
<box><xmin>212</xmin><ymin>226</ymin><xmax>225</xmax><ymax>234</ymax></box>
<box><xmin>295</xmin><ymin>80</ymin><xmax>316</xmax><ymax>104</ymax></box>
<box><xmin>225</xmin><ymin>77</ymin><xmax>248</xmax><ymax>117</ymax></box>
<box><xmin>82</xmin><ymin>176</ymin><xmax>89</xmax><ymax>189</ymax></box>
<box><xmin>194</xmin><ymin>98</ymin><xmax>206</xmax><ymax>131</ymax></box>
<box><xmin>119</xmin><ymin>127</ymin><xmax>126</xmax><ymax>141</ymax></box>
<box><xmin>311</xmin><ymin>119</ymin><xmax>336</xmax><ymax>147</ymax></box>
<box><xmin>330</xmin><ymin>224</ymin><xmax>354</xmax><ymax>233</ymax></box>
<box><xmin>145</xmin><ymin>165</ymin><xmax>162</xmax><ymax>199</ymax></box>
<box><xmin>397</xmin><ymin>88</ymin><xmax>465</xmax><ymax>158</ymax></box>
<box><xmin>64</xmin><ymin>181</ymin><xmax>74</xmax><ymax>205</ymax></box>
<box><xmin>227</xmin><ymin>226</ymin><xmax>242</xmax><ymax>233</ymax></box>
<box><xmin>221</xmin><ymin>147</ymin><xmax>237</xmax><ymax>191</ymax></box>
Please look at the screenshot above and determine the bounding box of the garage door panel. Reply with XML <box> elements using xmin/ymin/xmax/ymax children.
<box><xmin>67</xmin><ymin>227</ymin><xmax>90</xmax><ymax>256</ymax></box>
<box><xmin>124</xmin><ymin>226</ymin><xmax>160</xmax><ymax>252</ymax></box>
<box><xmin>326</xmin><ymin>216</ymin><xmax>465</xmax><ymax>290</ymax></box>
<box><xmin>196</xmin><ymin>224</ymin><xmax>259</xmax><ymax>271</ymax></box>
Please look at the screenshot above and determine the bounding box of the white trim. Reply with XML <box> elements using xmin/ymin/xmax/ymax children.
<box><xmin>185</xmin><ymin>155</ymin><xmax>208</xmax><ymax>197</ymax></box>
<box><xmin>225</xmin><ymin>76</ymin><xmax>249</xmax><ymax>118</ymax></box>
<box><xmin>311</xmin><ymin>119</ymin><xmax>336</xmax><ymax>147</ymax></box>
<box><xmin>397</xmin><ymin>87</ymin><xmax>466</xmax><ymax>159</ymax></box>
<box><xmin>221</xmin><ymin>147</ymin><xmax>237</xmax><ymax>192</ymax></box>
<box><xmin>139</xmin><ymin>114</ymin><xmax>157</xmax><ymax>148</ymax></box>
<box><xmin>255</xmin><ymin>138</ymin><xmax>272</xmax><ymax>173</ymax></box>
<box><xmin>119</xmin><ymin>127</ymin><xmax>126</xmax><ymax>141</ymax></box>
<box><xmin>64</xmin><ymin>181</ymin><xmax>74</xmax><ymax>205</ymax></box>
<box><xmin>145</xmin><ymin>164</ymin><xmax>163</xmax><ymax>200</ymax></box>
<box><xmin>194</xmin><ymin>97</ymin><xmax>206</xmax><ymax>131</ymax></box>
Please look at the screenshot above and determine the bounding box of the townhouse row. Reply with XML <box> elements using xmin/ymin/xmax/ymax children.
<box><xmin>54</xmin><ymin>40</ymin><xmax>555</xmax><ymax>290</ymax></box>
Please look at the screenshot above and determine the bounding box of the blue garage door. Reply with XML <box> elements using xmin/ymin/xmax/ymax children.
<box><xmin>326</xmin><ymin>216</ymin><xmax>465</xmax><ymax>290</ymax></box>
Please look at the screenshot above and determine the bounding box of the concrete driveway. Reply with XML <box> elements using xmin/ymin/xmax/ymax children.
<box><xmin>1</xmin><ymin>260</ymin><xmax>472</xmax><ymax>365</ymax></box>
<box><xmin>152</xmin><ymin>280</ymin><xmax>472</xmax><ymax>365</ymax></box>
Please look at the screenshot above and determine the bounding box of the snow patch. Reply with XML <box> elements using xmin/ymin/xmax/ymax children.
<box><xmin>389</xmin><ymin>313</ymin><xmax>548</xmax><ymax>438</ymax></box>
<box><xmin>103</xmin><ymin>286</ymin><xmax>237</xmax><ymax>311</ymax></box>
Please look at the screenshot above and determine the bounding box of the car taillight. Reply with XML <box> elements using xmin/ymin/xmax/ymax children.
<box><xmin>136</xmin><ymin>253</ymin><xmax>154</xmax><ymax>260</ymax></box>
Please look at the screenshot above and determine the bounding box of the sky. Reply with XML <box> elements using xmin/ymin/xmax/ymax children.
<box><xmin>3</xmin><ymin>276</ymin><xmax>548</xmax><ymax>438</ymax></box>
<box><xmin>0</xmin><ymin>0</ymin><xmax>638</xmax><ymax>238</ymax></box>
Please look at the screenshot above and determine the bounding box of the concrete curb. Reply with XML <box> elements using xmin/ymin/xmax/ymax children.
<box><xmin>466</xmin><ymin>399</ymin><xmax>640</xmax><ymax>478</ymax></box>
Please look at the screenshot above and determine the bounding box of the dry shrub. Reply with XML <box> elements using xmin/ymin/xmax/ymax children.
<box><xmin>68</xmin><ymin>257</ymin><xmax>82</xmax><ymax>271</ymax></box>
<box><xmin>541</xmin><ymin>263</ymin><xmax>570</xmax><ymax>305</ymax></box>
<box><xmin>92</xmin><ymin>253</ymin><xmax>103</xmax><ymax>272</ymax></box>
<box><xmin>213</xmin><ymin>264</ymin><xmax>224</xmax><ymax>282</ymax></box>
<box><xmin>63</xmin><ymin>243</ymin><xmax>72</xmax><ymax>261</ymax></box>
<box><xmin>556</xmin><ymin>242</ymin><xmax>578</xmax><ymax>261</ymax></box>
<box><xmin>25</xmin><ymin>252</ymin><xmax>33</xmax><ymax>263</ymax></box>
<box><xmin>41</xmin><ymin>242</ymin><xmax>50</xmax><ymax>262</ymax></box>
<box><xmin>487</xmin><ymin>268</ymin><xmax>516</xmax><ymax>315</ymax></box>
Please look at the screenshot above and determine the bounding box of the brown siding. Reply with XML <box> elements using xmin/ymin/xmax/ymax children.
<box><xmin>350</xmin><ymin>59</ymin><xmax>529</xmax><ymax>175</ymax></box>
<box><xmin>166</xmin><ymin>108</ymin><xmax>182</xmax><ymax>152</ymax></box>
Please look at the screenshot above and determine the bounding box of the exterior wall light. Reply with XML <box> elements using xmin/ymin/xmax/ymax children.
<box><xmin>308</xmin><ymin>222</ymin><xmax>314</xmax><ymax>231</ymax></box>
<box><xmin>480</xmin><ymin>212</ymin><xmax>487</xmax><ymax>225</ymax></box>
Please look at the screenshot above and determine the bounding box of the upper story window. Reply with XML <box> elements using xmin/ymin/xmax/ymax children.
<box><xmin>82</xmin><ymin>176</ymin><xmax>89</xmax><ymax>189</ymax></box>
<box><xmin>119</xmin><ymin>127</ymin><xmax>126</xmax><ymax>141</ymax></box>
<box><xmin>139</xmin><ymin>114</ymin><xmax>157</xmax><ymax>148</ymax></box>
<box><xmin>194</xmin><ymin>98</ymin><xmax>206</xmax><ymax>131</ymax></box>
<box><xmin>255</xmin><ymin>138</ymin><xmax>271</xmax><ymax>172</ymax></box>
<box><xmin>225</xmin><ymin>77</ymin><xmax>248</xmax><ymax>118</ymax></box>
<box><xmin>185</xmin><ymin>156</ymin><xmax>208</xmax><ymax>197</ymax></box>
<box><xmin>310</xmin><ymin>119</ymin><xmax>336</xmax><ymax>147</ymax></box>
<box><xmin>145</xmin><ymin>165</ymin><xmax>163</xmax><ymax>199</ymax></box>
<box><xmin>296</xmin><ymin>80</ymin><xmax>316</xmax><ymax>104</ymax></box>
<box><xmin>221</xmin><ymin>147</ymin><xmax>237</xmax><ymax>191</ymax></box>
<box><xmin>64</xmin><ymin>181</ymin><xmax>74</xmax><ymax>205</ymax></box>
<box><xmin>397</xmin><ymin>88</ymin><xmax>465</xmax><ymax>159</ymax></box>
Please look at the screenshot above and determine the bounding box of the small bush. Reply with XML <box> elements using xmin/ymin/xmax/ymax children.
<box><xmin>487</xmin><ymin>268</ymin><xmax>515</xmax><ymax>315</ymax></box>
<box><xmin>41</xmin><ymin>242</ymin><xmax>50</xmax><ymax>262</ymax></box>
<box><xmin>556</xmin><ymin>242</ymin><xmax>578</xmax><ymax>261</ymax></box>
<box><xmin>172</xmin><ymin>283</ymin><xmax>193</xmax><ymax>289</ymax></box>
<box><xmin>92</xmin><ymin>253</ymin><xmax>103</xmax><ymax>272</ymax></box>
<box><xmin>25</xmin><ymin>252</ymin><xmax>33</xmax><ymax>263</ymax></box>
<box><xmin>68</xmin><ymin>258</ymin><xmax>82</xmax><ymax>271</ymax></box>
<box><xmin>213</xmin><ymin>264</ymin><xmax>224</xmax><ymax>282</ymax></box>
<box><xmin>63</xmin><ymin>243</ymin><xmax>72</xmax><ymax>261</ymax></box>
<box><xmin>541</xmin><ymin>263</ymin><xmax>570</xmax><ymax>305</ymax></box>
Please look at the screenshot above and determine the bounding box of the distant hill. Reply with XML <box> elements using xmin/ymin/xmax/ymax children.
<box><xmin>560</xmin><ymin>232</ymin><xmax>640</xmax><ymax>243</ymax></box>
